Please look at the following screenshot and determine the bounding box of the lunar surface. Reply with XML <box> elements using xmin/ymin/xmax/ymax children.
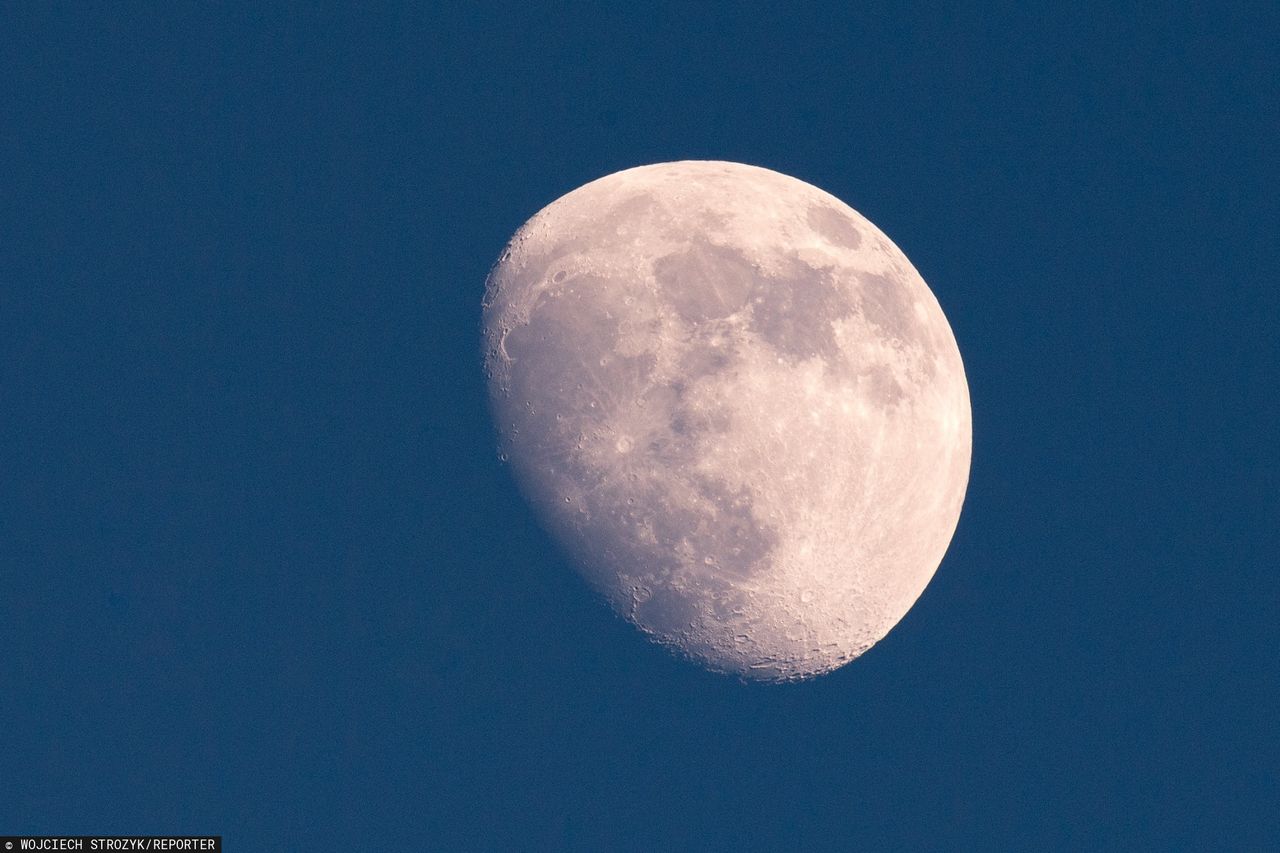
<box><xmin>482</xmin><ymin>161</ymin><xmax>971</xmax><ymax>681</ymax></box>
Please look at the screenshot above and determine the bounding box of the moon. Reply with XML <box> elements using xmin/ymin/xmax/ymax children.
<box><xmin>482</xmin><ymin>161</ymin><xmax>971</xmax><ymax>681</ymax></box>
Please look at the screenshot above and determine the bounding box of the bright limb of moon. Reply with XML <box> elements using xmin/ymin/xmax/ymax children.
<box><xmin>482</xmin><ymin>161</ymin><xmax>971</xmax><ymax>682</ymax></box>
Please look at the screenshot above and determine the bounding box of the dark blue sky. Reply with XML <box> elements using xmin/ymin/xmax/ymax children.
<box><xmin>3</xmin><ymin>3</ymin><xmax>1276</xmax><ymax>849</ymax></box>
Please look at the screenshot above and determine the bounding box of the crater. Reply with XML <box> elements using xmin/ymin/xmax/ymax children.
<box><xmin>633</xmin><ymin>585</ymin><xmax>703</xmax><ymax>639</ymax></box>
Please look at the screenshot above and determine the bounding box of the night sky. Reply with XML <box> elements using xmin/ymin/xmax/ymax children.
<box><xmin>3</xmin><ymin>3</ymin><xmax>1277</xmax><ymax>849</ymax></box>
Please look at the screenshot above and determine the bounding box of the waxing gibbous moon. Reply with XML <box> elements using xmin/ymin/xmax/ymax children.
<box><xmin>482</xmin><ymin>161</ymin><xmax>971</xmax><ymax>682</ymax></box>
